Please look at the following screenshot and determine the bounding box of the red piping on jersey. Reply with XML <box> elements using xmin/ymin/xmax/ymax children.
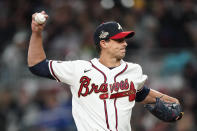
<box><xmin>90</xmin><ymin>61</ymin><xmax>107</xmax><ymax>83</ymax></box>
<box><xmin>114</xmin><ymin>64</ymin><xmax>128</xmax><ymax>82</ymax></box>
<box><xmin>114</xmin><ymin>98</ymin><xmax>118</xmax><ymax>131</ymax></box>
<box><xmin>49</xmin><ymin>61</ymin><xmax>61</xmax><ymax>82</ymax></box>
<box><xmin>104</xmin><ymin>99</ymin><xmax>110</xmax><ymax>129</ymax></box>
<box><xmin>114</xmin><ymin>63</ymin><xmax>128</xmax><ymax>131</ymax></box>
<box><xmin>90</xmin><ymin>61</ymin><xmax>110</xmax><ymax>130</ymax></box>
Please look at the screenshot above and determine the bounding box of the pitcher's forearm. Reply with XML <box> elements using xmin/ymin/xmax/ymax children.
<box><xmin>28</xmin><ymin>32</ymin><xmax>46</xmax><ymax>67</ymax></box>
<box><xmin>141</xmin><ymin>89</ymin><xmax>179</xmax><ymax>104</ymax></box>
<box><xmin>28</xmin><ymin>11</ymin><xmax>48</xmax><ymax>67</ymax></box>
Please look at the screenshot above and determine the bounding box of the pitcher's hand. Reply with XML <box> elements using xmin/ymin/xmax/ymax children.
<box><xmin>31</xmin><ymin>11</ymin><xmax>48</xmax><ymax>33</ymax></box>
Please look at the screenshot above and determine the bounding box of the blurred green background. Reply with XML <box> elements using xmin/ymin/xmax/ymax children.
<box><xmin>0</xmin><ymin>0</ymin><xmax>197</xmax><ymax>131</ymax></box>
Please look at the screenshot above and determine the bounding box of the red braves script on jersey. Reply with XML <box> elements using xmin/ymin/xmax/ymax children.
<box><xmin>78</xmin><ymin>77</ymin><xmax>136</xmax><ymax>101</ymax></box>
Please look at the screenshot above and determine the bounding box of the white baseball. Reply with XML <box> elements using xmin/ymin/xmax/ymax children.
<box><xmin>34</xmin><ymin>13</ymin><xmax>46</xmax><ymax>24</ymax></box>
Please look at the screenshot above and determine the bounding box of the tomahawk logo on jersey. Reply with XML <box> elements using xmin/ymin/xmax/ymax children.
<box><xmin>48</xmin><ymin>58</ymin><xmax>147</xmax><ymax>131</ymax></box>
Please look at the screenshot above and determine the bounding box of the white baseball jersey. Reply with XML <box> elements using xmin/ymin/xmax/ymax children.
<box><xmin>48</xmin><ymin>58</ymin><xmax>147</xmax><ymax>131</ymax></box>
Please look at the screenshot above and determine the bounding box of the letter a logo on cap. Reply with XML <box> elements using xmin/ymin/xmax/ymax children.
<box><xmin>117</xmin><ymin>23</ymin><xmax>122</xmax><ymax>30</ymax></box>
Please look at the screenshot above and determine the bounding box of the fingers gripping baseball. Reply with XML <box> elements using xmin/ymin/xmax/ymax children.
<box><xmin>31</xmin><ymin>11</ymin><xmax>48</xmax><ymax>33</ymax></box>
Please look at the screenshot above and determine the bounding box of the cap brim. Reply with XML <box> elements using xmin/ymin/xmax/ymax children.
<box><xmin>110</xmin><ymin>31</ymin><xmax>135</xmax><ymax>39</ymax></box>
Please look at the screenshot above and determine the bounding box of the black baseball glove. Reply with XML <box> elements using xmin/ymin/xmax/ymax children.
<box><xmin>144</xmin><ymin>97</ymin><xmax>184</xmax><ymax>122</ymax></box>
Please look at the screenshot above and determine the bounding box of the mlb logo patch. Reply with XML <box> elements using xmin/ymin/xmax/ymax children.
<box><xmin>99</xmin><ymin>30</ymin><xmax>109</xmax><ymax>39</ymax></box>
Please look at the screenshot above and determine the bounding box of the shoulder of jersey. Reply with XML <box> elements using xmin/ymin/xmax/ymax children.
<box><xmin>127</xmin><ymin>62</ymin><xmax>142</xmax><ymax>69</ymax></box>
<box><xmin>73</xmin><ymin>60</ymin><xmax>92</xmax><ymax>67</ymax></box>
<box><xmin>126</xmin><ymin>62</ymin><xmax>144</xmax><ymax>76</ymax></box>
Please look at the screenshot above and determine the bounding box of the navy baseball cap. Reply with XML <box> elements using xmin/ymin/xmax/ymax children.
<box><xmin>94</xmin><ymin>21</ymin><xmax>135</xmax><ymax>45</ymax></box>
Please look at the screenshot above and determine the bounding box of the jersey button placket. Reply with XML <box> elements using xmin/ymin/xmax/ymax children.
<box><xmin>106</xmin><ymin>75</ymin><xmax>117</xmax><ymax>130</ymax></box>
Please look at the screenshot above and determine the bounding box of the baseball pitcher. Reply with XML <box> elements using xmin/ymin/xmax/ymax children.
<box><xmin>28</xmin><ymin>11</ymin><xmax>183</xmax><ymax>131</ymax></box>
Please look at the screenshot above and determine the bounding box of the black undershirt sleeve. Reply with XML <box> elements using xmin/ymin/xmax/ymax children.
<box><xmin>135</xmin><ymin>86</ymin><xmax>150</xmax><ymax>102</ymax></box>
<box><xmin>28</xmin><ymin>59</ymin><xmax>55</xmax><ymax>80</ymax></box>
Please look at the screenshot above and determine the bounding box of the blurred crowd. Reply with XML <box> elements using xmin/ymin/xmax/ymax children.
<box><xmin>0</xmin><ymin>0</ymin><xmax>197</xmax><ymax>131</ymax></box>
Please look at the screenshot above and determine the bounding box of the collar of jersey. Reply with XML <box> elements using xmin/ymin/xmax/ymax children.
<box><xmin>90</xmin><ymin>58</ymin><xmax>126</xmax><ymax>75</ymax></box>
